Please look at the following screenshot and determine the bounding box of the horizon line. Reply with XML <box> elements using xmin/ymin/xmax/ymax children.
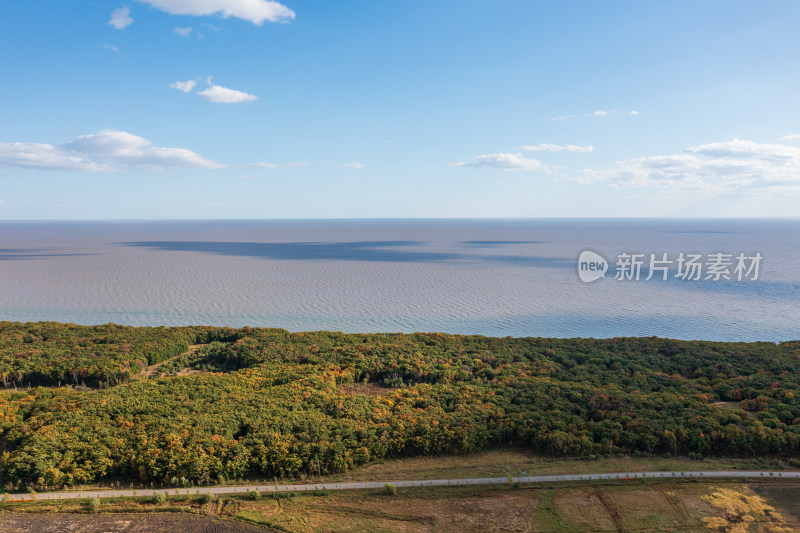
<box><xmin>1</xmin><ymin>216</ymin><xmax>799</xmax><ymax>223</ymax></box>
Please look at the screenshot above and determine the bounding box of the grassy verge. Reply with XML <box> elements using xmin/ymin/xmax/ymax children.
<box><xmin>323</xmin><ymin>448</ymin><xmax>778</xmax><ymax>483</ymax></box>
<box><xmin>2</xmin><ymin>449</ymin><xmax>790</xmax><ymax>497</ymax></box>
<box><xmin>223</xmin><ymin>482</ymin><xmax>800</xmax><ymax>533</ymax></box>
<box><xmin>2</xmin><ymin>480</ymin><xmax>799</xmax><ymax>532</ymax></box>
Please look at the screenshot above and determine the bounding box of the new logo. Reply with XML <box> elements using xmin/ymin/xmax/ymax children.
<box><xmin>578</xmin><ymin>250</ymin><xmax>608</xmax><ymax>283</ymax></box>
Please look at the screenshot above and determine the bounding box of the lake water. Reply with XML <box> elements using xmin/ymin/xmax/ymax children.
<box><xmin>0</xmin><ymin>219</ymin><xmax>797</xmax><ymax>342</ymax></box>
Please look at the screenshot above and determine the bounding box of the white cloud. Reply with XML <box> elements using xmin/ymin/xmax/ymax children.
<box><xmin>451</xmin><ymin>153</ymin><xmax>550</xmax><ymax>172</ymax></box>
<box><xmin>778</xmin><ymin>134</ymin><xmax>800</xmax><ymax>141</ymax></box>
<box><xmin>0</xmin><ymin>130</ymin><xmax>223</xmax><ymax>172</ymax></box>
<box><xmin>520</xmin><ymin>143</ymin><xmax>593</xmax><ymax>153</ymax></box>
<box><xmin>109</xmin><ymin>7</ymin><xmax>134</xmax><ymax>29</ymax></box>
<box><xmin>552</xmin><ymin>109</ymin><xmax>615</xmax><ymax>120</ymax></box>
<box><xmin>0</xmin><ymin>142</ymin><xmax>109</xmax><ymax>172</ymax></box>
<box><xmin>575</xmin><ymin>138</ymin><xmax>800</xmax><ymax>195</ymax></box>
<box><xmin>170</xmin><ymin>80</ymin><xmax>197</xmax><ymax>92</ymax></box>
<box><xmin>338</xmin><ymin>162</ymin><xmax>365</xmax><ymax>168</ymax></box>
<box><xmin>629</xmin><ymin>110</ymin><xmax>640</xmax><ymax>115</ymax></box>
<box><xmin>198</xmin><ymin>82</ymin><xmax>258</xmax><ymax>103</ymax></box>
<box><xmin>136</xmin><ymin>0</ymin><xmax>295</xmax><ymax>25</ymax></box>
<box><xmin>173</xmin><ymin>26</ymin><xmax>192</xmax><ymax>37</ymax></box>
<box><xmin>685</xmin><ymin>138</ymin><xmax>800</xmax><ymax>162</ymax></box>
<box><xmin>103</xmin><ymin>44</ymin><xmax>119</xmax><ymax>52</ymax></box>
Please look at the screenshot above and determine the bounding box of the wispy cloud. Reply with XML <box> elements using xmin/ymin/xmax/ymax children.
<box><xmin>198</xmin><ymin>80</ymin><xmax>258</xmax><ymax>103</ymax></box>
<box><xmin>551</xmin><ymin>109</ymin><xmax>618</xmax><ymax>120</ymax></box>
<box><xmin>173</xmin><ymin>26</ymin><xmax>192</xmax><ymax>37</ymax></box>
<box><xmin>451</xmin><ymin>153</ymin><xmax>550</xmax><ymax>172</ymax></box>
<box><xmin>136</xmin><ymin>0</ymin><xmax>295</xmax><ymax>25</ymax></box>
<box><xmin>779</xmin><ymin>134</ymin><xmax>800</xmax><ymax>141</ymax></box>
<box><xmin>685</xmin><ymin>138</ymin><xmax>800</xmax><ymax>162</ymax></box>
<box><xmin>103</xmin><ymin>44</ymin><xmax>119</xmax><ymax>52</ymax></box>
<box><xmin>169</xmin><ymin>80</ymin><xmax>197</xmax><ymax>92</ymax></box>
<box><xmin>520</xmin><ymin>143</ymin><xmax>593</xmax><ymax>153</ymax></box>
<box><xmin>575</xmin><ymin>138</ymin><xmax>800</xmax><ymax>195</ymax></box>
<box><xmin>108</xmin><ymin>7</ymin><xmax>134</xmax><ymax>30</ymax></box>
<box><xmin>337</xmin><ymin>162</ymin><xmax>365</xmax><ymax>168</ymax></box>
<box><xmin>629</xmin><ymin>110</ymin><xmax>640</xmax><ymax>115</ymax></box>
<box><xmin>0</xmin><ymin>142</ymin><xmax>108</xmax><ymax>172</ymax></box>
<box><xmin>0</xmin><ymin>130</ymin><xmax>223</xmax><ymax>172</ymax></box>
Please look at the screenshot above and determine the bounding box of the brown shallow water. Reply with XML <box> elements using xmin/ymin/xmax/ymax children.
<box><xmin>0</xmin><ymin>219</ymin><xmax>798</xmax><ymax>340</ymax></box>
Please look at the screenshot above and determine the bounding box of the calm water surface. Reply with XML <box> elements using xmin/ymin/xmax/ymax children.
<box><xmin>0</xmin><ymin>219</ymin><xmax>797</xmax><ymax>341</ymax></box>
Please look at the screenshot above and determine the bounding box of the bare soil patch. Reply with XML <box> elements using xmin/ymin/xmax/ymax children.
<box><xmin>752</xmin><ymin>482</ymin><xmax>800</xmax><ymax>522</ymax></box>
<box><xmin>0</xmin><ymin>512</ymin><xmax>270</xmax><ymax>533</ymax></box>
<box><xmin>602</xmin><ymin>488</ymin><xmax>686</xmax><ymax>530</ymax></box>
<box><xmin>552</xmin><ymin>488</ymin><xmax>618</xmax><ymax>531</ymax></box>
<box><xmin>272</xmin><ymin>489</ymin><xmax>539</xmax><ymax>533</ymax></box>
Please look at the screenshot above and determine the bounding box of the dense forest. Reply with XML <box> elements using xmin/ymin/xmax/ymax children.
<box><xmin>0</xmin><ymin>321</ymin><xmax>798</xmax><ymax>491</ymax></box>
<box><xmin>0</xmin><ymin>322</ymin><xmax>191</xmax><ymax>387</ymax></box>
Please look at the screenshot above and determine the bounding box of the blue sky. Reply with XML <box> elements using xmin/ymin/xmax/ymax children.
<box><xmin>1</xmin><ymin>0</ymin><xmax>799</xmax><ymax>219</ymax></box>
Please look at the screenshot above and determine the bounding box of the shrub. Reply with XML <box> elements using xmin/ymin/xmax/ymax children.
<box><xmin>152</xmin><ymin>492</ymin><xmax>166</xmax><ymax>504</ymax></box>
<box><xmin>248</xmin><ymin>490</ymin><xmax>261</xmax><ymax>501</ymax></box>
<box><xmin>200</xmin><ymin>493</ymin><xmax>213</xmax><ymax>504</ymax></box>
<box><xmin>384</xmin><ymin>483</ymin><xmax>397</xmax><ymax>495</ymax></box>
<box><xmin>88</xmin><ymin>496</ymin><xmax>101</xmax><ymax>513</ymax></box>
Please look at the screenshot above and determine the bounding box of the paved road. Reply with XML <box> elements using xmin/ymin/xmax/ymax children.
<box><xmin>6</xmin><ymin>470</ymin><xmax>799</xmax><ymax>503</ymax></box>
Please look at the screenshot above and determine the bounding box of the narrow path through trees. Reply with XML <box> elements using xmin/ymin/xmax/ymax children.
<box><xmin>138</xmin><ymin>344</ymin><xmax>206</xmax><ymax>379</ymax></box>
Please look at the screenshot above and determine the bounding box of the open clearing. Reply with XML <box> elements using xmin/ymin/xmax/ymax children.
<box><xmin>225</xmin><ymin>483</ymin><xmax>800</xmax><ymax>532</ymax></box>
<box><xmin>326</xmin><ymin>448</ymin><xmax>780</xmax><ymax>483</ymax></box>
<box><xmin>2</xmin><ymin>481</ymin><xmax>799</xmax><ymax>532</ymax></box>
<box><xmin>3</xmin><ymin>451</ymin><xmax>799</xmax><ymax>531</ymax></box>
<box><xmin>138</xmin><ymin>343</ymin><xmax>206</xmax><ymax>379</ymax></box>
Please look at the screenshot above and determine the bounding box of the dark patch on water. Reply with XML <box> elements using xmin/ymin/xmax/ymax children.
<box><xmin>118</xmin><ymin>240</ymin><xmax>572</xmax><ymax>268</ymax></box>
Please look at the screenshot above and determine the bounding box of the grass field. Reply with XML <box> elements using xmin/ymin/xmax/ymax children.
<box><xmin>6</xmin><ymin>481</ymin><xmax>797</xmax><ymax>532</ymax></box>
<box><xmin>325</xmin><ymin>448</ymin><xmax>781</xmax><ymax>483</ymax></box>
<box><xmin>2</xmin><ymin>450</ymin><xmax>799</xmax><ymax>532</ymax></box>
<box><xmin>243</xmin><ymin>483</ymin><xmax>800</xmax><ymax>532</ymax></box>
